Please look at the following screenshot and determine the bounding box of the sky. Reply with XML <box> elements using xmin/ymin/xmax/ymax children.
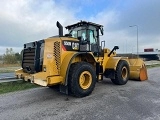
<box><xmin>0</xmin><ymin>0</ymin><xmax>160</xmax><ymax>55</ymax></box>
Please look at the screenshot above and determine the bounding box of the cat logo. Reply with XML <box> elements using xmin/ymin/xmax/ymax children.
<box><xmin>72</xmin><ymin>42</ymin><xmax>79</xmax><ymax>50</ymax></box>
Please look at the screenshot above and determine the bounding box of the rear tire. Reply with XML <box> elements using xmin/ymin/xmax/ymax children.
<box><xmin>68</xmin><ymin>62</ymin><xmax>96</xmax><ymax>97</ymax></box>
<box><xmin>111</xmin><ymin>60</ymin><xmax>129</xmax><ymax>85</ymax></box>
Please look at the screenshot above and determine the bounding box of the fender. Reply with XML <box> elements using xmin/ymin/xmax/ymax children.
<box><xmin>60</xmin><ymin>52</ymin><xmax>95</xmax><ymax>86</ymax></box>
<box><xmin>105</xmin><ymin>57</ymin><xmax>122</xmax><ymax>70</ymax></box>
<box><xmin>104</xmin><ymin>57</ymin><xmax>124</xmax><ymax>79</ymax></box>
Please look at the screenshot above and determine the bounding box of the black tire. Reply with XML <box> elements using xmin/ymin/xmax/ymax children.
<box><xmin>111</xmin><ymin>60</ymin><xmax>129</xmax><ymax>85</ymax></box>
<box><xmin>68</xmin><ymin>62</ymin><xmax>96</xmax><ymax>97</ymax></box>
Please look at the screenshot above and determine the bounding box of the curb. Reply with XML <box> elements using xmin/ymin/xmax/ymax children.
<box><xmin>0</xmin><ymin>77</ymin><xmax>17</xmax><ymax>80</ymax></box>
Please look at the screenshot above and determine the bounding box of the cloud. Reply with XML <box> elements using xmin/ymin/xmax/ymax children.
<box><xmin>0</xmin><ymin>0</ymin><xmax>77</xmax><ymax>54</ymax></box>
<box><xmin>86</xmin><ymin>0</ymin><xmax>160</xmax><ymax>53</ymax></box>
<box><xmin>0</xmin><ymin>0</ymin><xmax>160</xmax><ymax>54</ymax></box>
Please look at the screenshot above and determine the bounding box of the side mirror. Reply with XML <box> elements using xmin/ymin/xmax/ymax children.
<box><xmin>100</xmin><ymin>27</ymin><xmax>104</xmax><ymax>35</ymax></box>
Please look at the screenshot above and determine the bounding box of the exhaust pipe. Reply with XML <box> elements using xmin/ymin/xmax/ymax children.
<box><xmin>56</xmin><ymin>21</ymin><xmax>63</xmax><ymax>36</ymax></box>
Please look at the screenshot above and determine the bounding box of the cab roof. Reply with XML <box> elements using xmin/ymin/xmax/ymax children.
<box><xmin>65</xmin><ymin>21</ymin><xmax>103</xmax><ymax>30</ymax></box>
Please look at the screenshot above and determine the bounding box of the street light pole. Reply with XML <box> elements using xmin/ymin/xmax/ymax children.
<box><xmin>129</xmin><ymin>25</ymin><xmax>139</xmax><ymax>58</ymax></box>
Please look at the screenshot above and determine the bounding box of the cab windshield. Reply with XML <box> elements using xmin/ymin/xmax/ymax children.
<box><xmin>68</xmin><ymin>26</ymin><xmax>97</xmax><ymax>44</ymax></box>
<box><xmin>69</xmin><ymin>27</ymin><xmax>85</xmax><ymax>39</ymax></box>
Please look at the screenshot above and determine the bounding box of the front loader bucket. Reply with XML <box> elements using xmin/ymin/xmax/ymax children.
<box><xmin>128</xmin><ymin>59</ymin><xmax>148</xmax><ymax>81</ymax></box>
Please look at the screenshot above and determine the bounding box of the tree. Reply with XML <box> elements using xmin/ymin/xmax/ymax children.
<box><xmin>15</xmin><ymin>52</ymin><xmax>22</xmax><ymax>62</ymax></box>
<box><xmin>3</xmin><ymin>48</ymin><xmax>17</xmax><ymax>64</ymax></box>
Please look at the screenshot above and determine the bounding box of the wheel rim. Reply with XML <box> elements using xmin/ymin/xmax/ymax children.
<box><xmin>121</xmin><ymin>66</ymin><xmax>128</xmax><ymax>79</ymax></box>
<box><xmin>79</xmin><ymin>71</ymin><xmax>92</xmax><ymax>89</ymax></box>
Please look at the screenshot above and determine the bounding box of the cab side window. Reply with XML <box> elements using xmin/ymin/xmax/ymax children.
<box><xmin>77</xmin><ymin>29</ymin><xmax>86</xmax><ymax>40</ymax></box>
<box><xmin>71</xmin><ymin>31</ymin><xmax>77</xmax><ymax>38</ymax></box>
<box><xmin>89</xmin><ymin>30</ymin><xmax>96</xmax><ymax>44</ymax></box>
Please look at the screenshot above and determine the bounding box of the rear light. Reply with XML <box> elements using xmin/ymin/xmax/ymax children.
<box><xmin>43</xmin><ymin>66</ymin><xmax>46</xmax><ymax>72</ymax></box>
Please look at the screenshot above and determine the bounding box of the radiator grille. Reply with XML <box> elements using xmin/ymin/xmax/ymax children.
<box><xmin>22</xmin><ymin>40</ymin><xmax>44</xmax><ymax>74</ymax></box>
<box><xmin>22</xmin><ymin>48</ymin><xmax>35</xmax><ymax>73</ymax></box>
<box><xmin>53</xmin><ymin>41</ymin><xmax>61</xmax><ymax>74</ymax></box>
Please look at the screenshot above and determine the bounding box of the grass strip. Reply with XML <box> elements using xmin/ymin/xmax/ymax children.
<box><xmin>0</xmin><ymin>64</ymin><xmax>20</xmax><ymax>67</ymax></box>
<box><xmin>0</xmin><ymin>80</ymin><xmax>40</xmax><ymax>94</ymax></box>
<box><xmin>146</xmin><ymin>64</ymin><xmax>160</xmax><ymax>69</ymax></box>
<box><xmin>0</xmin><ymin>64</ymin><xmax>21</xmax><ymax>73</ymax></box>
<box><xmin>0</xmin><ymin>69</ymin><xmax>16</xmax><ymax>73</ymax></box>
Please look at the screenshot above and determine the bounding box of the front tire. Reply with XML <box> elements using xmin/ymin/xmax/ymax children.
<box><xmin>68</xmin><ymin>62</ymin><xmax>96</xmax><ymax>97</ymax></box>
<box><xmin>111</xmin><ymin>60</ymin><xmax>129</xmax><ymax>85</ymax></box>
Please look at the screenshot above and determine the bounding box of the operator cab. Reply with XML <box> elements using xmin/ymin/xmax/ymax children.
<box><xmin>65</xmin><ymin>21</ymin><xmax>103</xmax><ymax>56</ymax></box>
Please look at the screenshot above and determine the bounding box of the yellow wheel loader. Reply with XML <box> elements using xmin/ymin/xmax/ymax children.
<box><xmin>15</xmin><ymin>21</ymin><xmax>148</xmax><ymax>97</ymax></box>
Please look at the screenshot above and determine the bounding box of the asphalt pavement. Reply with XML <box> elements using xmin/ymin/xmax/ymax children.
<box><xmin>0</xmin><ymin>72</ymin><xmax>18</xmax><ymax>83</ymax></box>
<box><xmin>0</xmin><ymin>67</ymin><xmax>160</xmax><ymax>120</ymax></box>
<box><xmin>0</xmin><ymin>72</ymin><xmax>15</xmax><ymax>78</ymax></box>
